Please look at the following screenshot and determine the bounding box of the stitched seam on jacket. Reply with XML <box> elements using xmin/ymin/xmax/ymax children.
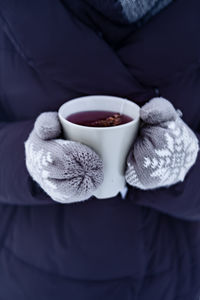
<box><xmin>2</xmin><ymin>244</ymin><xmax>176</xmax><ymax>282</ymax></box>
<box><xmin>0</xmin><ymin>5</ymin><xmax>199</xmax><ymax>95</ymax></box>
<box><xmin>2</xmin><ymin>245</ymin><xmax>200</xmax><ymax>299</ymax></box>
<box><xmin>3</xmin><ymin>244</ymin><xmax>200</xmax><ymax>299</ymax></box>
<box><xmin>2</xmin><ymin>244</ymin><xmax>133</xmax><ymax>282</ymax></box>
<box><xmin>0</xmin><ymin>6</ymin><xmax>154</xmax><ymax>95</ymax></box>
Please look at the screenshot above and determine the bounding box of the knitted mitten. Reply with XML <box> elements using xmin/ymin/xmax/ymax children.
<box><xmin>125</xmin><ymin>97</ymin><xmax>199</xmax><ymax>190</ymax></box>
<box><xmin>25</xmin><ymin>112</ymin><xmax>104</xmax><ymax>203</ymax></box>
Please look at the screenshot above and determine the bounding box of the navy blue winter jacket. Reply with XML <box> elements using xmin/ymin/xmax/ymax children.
<box><xmin>0</xmin><ymin>0</ymin><xmax>200</xmax><ymax>299</ymax></box>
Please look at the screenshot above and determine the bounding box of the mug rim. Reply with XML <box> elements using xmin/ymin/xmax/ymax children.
<box><xmin>58</xmin><ymin>95</ymin><xmax>140</xmax><ymax>131</ymax></box>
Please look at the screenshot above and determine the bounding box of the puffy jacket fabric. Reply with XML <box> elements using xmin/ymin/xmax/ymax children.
<box><xmin>0</xmin><ymin>0</ymin><xmax>200</xmax><ymax>299</ymax></box>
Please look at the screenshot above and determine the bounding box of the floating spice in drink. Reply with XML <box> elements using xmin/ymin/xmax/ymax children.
<box><xmin>66</xmin><ymin>110</ymin><xmax>133</xmax><ymax>127</ymax></box>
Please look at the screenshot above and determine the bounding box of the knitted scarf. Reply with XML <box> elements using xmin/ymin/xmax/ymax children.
<box><xmin>85</xmin><ymin>0</ymin><xmax>174</xmax><ymax>25</ymax></box>
<box><xmin>120</xmin><ymin>0</ymin><xmax>173</xmax><ymax>23</ymax></box>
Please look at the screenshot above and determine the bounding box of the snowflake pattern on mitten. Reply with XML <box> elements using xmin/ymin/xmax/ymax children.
<box><xmin>125</xmin><ymin>98</ymin><xmax>199</xmax><ymax>190</ymax></box>
<box><xmin>26</xmin><ymin>142</ymin><xmax>57</xmax><ymax>190</ymax></box>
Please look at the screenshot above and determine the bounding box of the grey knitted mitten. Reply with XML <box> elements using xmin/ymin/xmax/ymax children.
<box><xmin>25</xmin><ymin>112</ymin><xmax>104</xmax><ymax>203</ymax></box>
<box><xmin>125</xmin><ymin>97</ymin><xmax>199</xmax><ymax>190</ymax></box>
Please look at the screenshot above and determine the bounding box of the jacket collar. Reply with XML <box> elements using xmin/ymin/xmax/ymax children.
<box><xmin>61</xmin><ymin>0</ymin><xmax>137</xmax><ymax>47</ymax></box>
<box><xmin>0</xmin><ymin>0</ymin><xmax>149</xmax><ymax>101</ymax></box>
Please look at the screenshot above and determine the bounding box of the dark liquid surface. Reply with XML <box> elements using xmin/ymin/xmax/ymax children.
<box><xmin>66</xmin><ymin>110</ymin><xmax>133</xmax><ymax>127</ymax></box>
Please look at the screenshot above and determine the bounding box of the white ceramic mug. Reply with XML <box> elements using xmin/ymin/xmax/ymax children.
<box><xmin>58</xmin><ymin>95</ymin><xmax>140</xmax><ymax>199</ymax></box>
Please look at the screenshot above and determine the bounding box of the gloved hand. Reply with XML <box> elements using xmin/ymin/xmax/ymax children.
<box><xmin>125</xmin><ymin>97</ymin><xmax>199</xmax><ymax>190</ymax></box>
<box><xmin>25</xmin><ymin>112</ymin><xmax>104</xmax><ymax>203</ymax></box>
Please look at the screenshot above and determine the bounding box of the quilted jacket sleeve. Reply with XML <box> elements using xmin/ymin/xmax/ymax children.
<box><xmin>132</xmin><ymin>132</ymin><xmax>200</xmax><ymax>221</ymax></box>
<box><xmin>0</xmin><ymin>120</ymin><xmax>54</xmax><ymax>205</ymax></box>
